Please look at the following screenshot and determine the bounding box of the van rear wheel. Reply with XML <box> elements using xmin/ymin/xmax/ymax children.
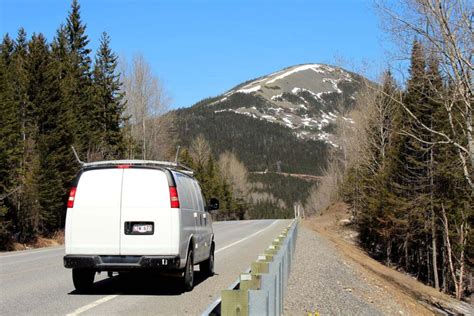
<box><xmin>72</xmin><ymin>268</ymin><xmax>95</xmax><ymax>292</ymax></box>
<box><xmin>200</xmin><ymin>243</ymin><xmax>214</xmax><ymax>276</ymax></box>
<box><xmin>183</xmin><ymin>250</ymin><xmax>194</xmax><ymax>292</ymax></box>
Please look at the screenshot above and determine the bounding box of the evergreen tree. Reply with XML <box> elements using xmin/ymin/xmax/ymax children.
<box><xmin>400</xmin><ymin>39</ymin><xmax>432</xmax><ymax>277</ymax></box>
<box><xmin>49</xmin><ymin>25</ymin><xmax>79</xmax><ymax>229</ymax></box>
<box><xmin>0</xmin><ymin>34</ymin><xmax>20</xmax><ymax>248</ymax></box>
<box><xmin>10</xmin><ymin>28</ymin><xmax>44</xmax><ymax>242</ymax></box>
<box><xmin>91</xmin><ymin>32</ymin><xmax>126</xmax><ymax>159</ymax></box>
<box><xmin>26</xmin><ymin>32</ymin><xmax>70</xmax><ymax>232</ymax></box>
<box><xmin>64</xmin><ymin>0</ymin><xmax>95</xmax><ymax>158</ymax></box>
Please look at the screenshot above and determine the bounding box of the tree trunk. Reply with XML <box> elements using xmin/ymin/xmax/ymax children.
<box><xmin>430</xmin><ymin>145</ymin><xmax>440</xmax><ymax>290</ymax></box>
<box><xmin>441</xmin><ymin>204</ymin><xmax>465</xmax><ymax>300</ymax></box>
<box><xmin>442</xmin><ymin>230</ymin><xmax>448</xmax><ymax>293</ymax></box>
<box><xmin>142</xmin><ymin>118</ymin><xmax>146</xmax><ymax>160</ymax></box>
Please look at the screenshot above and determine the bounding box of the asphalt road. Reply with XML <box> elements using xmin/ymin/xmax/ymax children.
<box><xmin>0</xmin><ymin>219</ymin><xmax>290</xmax><ymax>316</ymax></box>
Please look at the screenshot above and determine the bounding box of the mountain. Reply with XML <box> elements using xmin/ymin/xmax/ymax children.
<box><xmin>170</xmin><ymin>63</ymin><xmax>368</xmax><ymax>214</ymax></box>
<box><xmin>173</xmin><ymin>64</ymin><xmax>365</xmax><ymax>172</ymax></box>
<box><xmin>210</xmin><ymin>63</ymin><xmax>361</xmax><ymax>145</ymax></box>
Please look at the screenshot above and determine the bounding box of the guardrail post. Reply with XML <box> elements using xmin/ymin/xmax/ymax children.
<box><xmin>221</xmin><ymin>289</ymin><xmax>248</xmax><ymax>316</ymax></box>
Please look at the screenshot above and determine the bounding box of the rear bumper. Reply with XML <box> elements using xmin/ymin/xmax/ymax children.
<box><xmin>63</xmin><ymin>255</ymin><xmax>181</xmax><ymax>271</ymax></box>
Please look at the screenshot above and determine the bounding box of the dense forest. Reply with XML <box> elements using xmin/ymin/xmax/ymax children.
<box><xmin>343</xmin><ymin>41</ymin><xmax>473</xmax><ymax>298</ymax></box>
<box><xmin>307</xmin><ymin>1</ymin><xmax>472</xmax><ymax>300</ymax></box>
<box><xmin>171</xmin><ymin>93</ymin><xmax>329</xmax><ymax>217</ymax></box>
<box><xmin>173</xmin><ymin>94</ymin><xmax>329</xmax><ymax>175</ymax></box>
<box><xmin>0</xmin><ymin>0</ymin><xmax>129</xmax><ymax>249</ymax></box>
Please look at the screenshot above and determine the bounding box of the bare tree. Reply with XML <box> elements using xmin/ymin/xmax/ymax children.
<box><xmin>190</xmin><ymin>135</ymin><xmax>211</xmax><ymax>168</ymax></box>
<box><xmin>376</xmin><ymin>0</ymin><xmax>473</xmax><ymax>190</ymax></box>
<box><xmin>304</xmin><ymin>156</ymin><xmax>344</xmax><ymax>215</ymax></box>
<box><xmin>441</xmin><ymin>203</ymin><xmax>469</xmax><ymax>300</ymax></box>
<box><xmin>120</xmin><ymin>53</ymin><xmax>171</xmax><ymax>160</ymax></box>
<box><xmin>218</xmin><ymin>151</ymin><xmax>250</xmax><ymax>200</ymax></box>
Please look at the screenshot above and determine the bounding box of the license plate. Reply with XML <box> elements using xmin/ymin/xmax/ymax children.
<box><xmin>132</xmin><ymin>224</ymin><xmax>153</xmax><ymax>233</ymax></box>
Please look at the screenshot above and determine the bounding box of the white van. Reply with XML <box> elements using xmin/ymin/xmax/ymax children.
<box><xmin>63</xmin><ymin>160</ymin><xmax>218</xmax><ymax>292</ymax></box>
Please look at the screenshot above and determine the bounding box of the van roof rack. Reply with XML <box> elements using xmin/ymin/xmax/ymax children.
<box><xmin>82</xmin><ymin>160</ymin><xmax>195</xmax><ymax>175</ymax></box>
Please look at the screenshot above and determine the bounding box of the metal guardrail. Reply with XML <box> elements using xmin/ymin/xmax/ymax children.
<box><xmin>202</xmin><ymin>219</ymin><xmax>299</xmax><ymax>316</ymax></box>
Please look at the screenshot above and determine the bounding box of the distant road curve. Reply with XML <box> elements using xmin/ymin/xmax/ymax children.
<box><xmin>250</xmin><ymin>171</ymin><xmax>321</xmax><ymax>181</ymax></box>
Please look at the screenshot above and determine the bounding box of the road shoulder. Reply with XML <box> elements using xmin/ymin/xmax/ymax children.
<box><xmin>284</xmin><ymin>225</ymin><xmax>424</xmax><ymax>315</ymax></box>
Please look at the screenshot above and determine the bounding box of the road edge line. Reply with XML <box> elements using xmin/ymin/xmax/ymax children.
<box><xmin>215</xmin><ymin>220</ymin><xmax>280</xmax><ymax>254</ymax></box>
<box><xmin>0</xmin><ymin>246</ymin><xmax>64</xmax><ymax>259</ymax></box>
<box><xmin>66</xmin><ymin>294</ymin><xmax>119</xmax><ymax>316</ymax></box>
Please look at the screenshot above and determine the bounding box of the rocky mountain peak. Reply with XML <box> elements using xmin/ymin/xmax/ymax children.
<box><xmin>206</xmin><ymin>63</ymin><xmax>363</xmax><ymax>147</ymax></box>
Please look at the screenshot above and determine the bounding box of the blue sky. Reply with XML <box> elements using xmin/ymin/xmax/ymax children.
<box><xmin>1</xmin><ymin>0</ymin><xmax>387</xmax><ymax>108</ymax></box>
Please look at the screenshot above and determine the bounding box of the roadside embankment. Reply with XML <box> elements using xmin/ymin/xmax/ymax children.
<box><xmin>283</xmin><ymin>203</ymin><xmax>473</xmax><ymax>315</ymax></box>
<box><xmin>283</xmin><ymin>225</ymin><xmax>429</xmax><ymax>315</ymax></box>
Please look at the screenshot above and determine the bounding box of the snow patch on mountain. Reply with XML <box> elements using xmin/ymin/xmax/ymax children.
<box><xmin>237</xmin><ymin>85</ymin><xmax>261</xmax><ymax>94</ymax></box>
<box><xmin>266</xmin><ymin>64</ymin><xmax>333</xmax><ymax>84</ymax></box>
<box><xmin>271</xmin><ymin>94</ymin><xmax>283</xmax><ymax>101</ymax></box>
<box><xmin>322</xmin><ymin>78</ymin><xmax>342</xmax><ymax>93</ymax></box>
<box><xmin>207</xmin><ymin>63</ymin><xmax>362</xmax><ymax>148</ymax></box>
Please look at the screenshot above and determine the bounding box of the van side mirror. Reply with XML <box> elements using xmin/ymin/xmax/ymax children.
<box><xmin>208</xmin><ymin>198</ymin><xmax>219</xmax><ymax>212</ymax></box>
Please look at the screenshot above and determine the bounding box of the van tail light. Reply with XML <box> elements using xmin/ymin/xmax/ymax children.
<box><xmin>117</xmin><ymin>164</ymin><xmax>130</xmax><ymax>169</ymax></box>
<box><xmin>169</xmin><ymin>186</ymin><xmax>180</xmax><ymax>208</ymax></box>
<box><xmin>67</xmin><ymin>187</ymin><xmax>77</xmax><ymax>208</ymax></box>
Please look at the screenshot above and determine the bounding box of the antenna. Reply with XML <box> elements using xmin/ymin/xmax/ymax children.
<box><xmin>71</xmin><ymin>146</ymin><xmax>84</xmax><ymax>166</ymax></box>
<box><xmin>174</xmin><ymin>145</ymin><xmax>181</xmax><ymax>164</ymax></box>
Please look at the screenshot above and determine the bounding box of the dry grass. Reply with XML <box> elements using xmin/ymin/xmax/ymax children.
<box><xmin>305</xmin><ymin>203</ymin><xmax>473</xmax><ymax>315</ymax></box>
<box><xmin>11</xmin><ymin>230</ymin><xmax>64</xmax><ymax>251</ymax></box>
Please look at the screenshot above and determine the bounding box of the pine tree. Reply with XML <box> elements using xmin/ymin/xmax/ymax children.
<box><xmin>25</xmin><ymin>32</ymin><xmax>70</xmax><ymax>232</ymax></box>
<box><xmin>0</xmin><ymin>34</ymin><xmax>21</xmax><ymax>248</ymax></box>
<box><xmin>392</xmin><ymin>39</ymin><xmax>432</xmax><ymax>276</ymax></box>
<box><xmin>349</xmin><ymin>70</ymin><xmax>406</xmax><ymax>263</ymax></box>
<box><xmin>9</xmin><ymin>28</ymin><xmax>44</xmax><ymax>242</ymax></box>
<box><xmin>64</xmin><ymin>0</ymin><xmax>95</xmax><ymax>158</ymax></box>
<box><xmin>39</xmin><ymin>26</ymin><xmax>78</xmax><ymax>230</ymax></box>
<box><xmin>91</xmin><ymin>32</ymin><xmax>126</xmax><ymax>159</ymax></box>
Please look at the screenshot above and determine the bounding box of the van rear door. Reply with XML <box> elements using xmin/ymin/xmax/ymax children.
<box><xmin>120</xmin><ymin>168</ymin><xmax>175</xmax><ymax>255</ymax></box>
<box><xmin>66</xmin><ymin>168</ymin><xmax>123</xmax><ymax>255</ymax></box>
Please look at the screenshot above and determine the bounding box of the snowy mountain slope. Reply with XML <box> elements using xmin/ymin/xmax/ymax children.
<box><xmin>207</xmin><ymin>63</ymin><xmax>362</xmax><ymax>147</ymax></box>
<box><xmin>172</xmin><ymin>63</ymin><xmax>367</xmax><ymax>175</ymax></box>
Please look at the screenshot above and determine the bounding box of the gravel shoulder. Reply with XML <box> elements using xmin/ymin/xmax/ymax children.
<box><xmin>283</xmin><ymin>226</ymin><xmax>432</xmax><ymax>316</ymax></box>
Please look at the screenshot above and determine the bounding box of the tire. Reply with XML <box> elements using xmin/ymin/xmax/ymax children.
<box><xmin>183</xmin><ymin>250</ymin><xmax>194</xmax><ymax>292</ymax></box>
<box><xmin>72</xmin><ymin>268</ymin><xmax>95</xmax><ymax>292</ymax></box>
<box><xmin>200</xmin><ymin>243</ymin><xmax>215</xmax><ymax>277</ymax></box>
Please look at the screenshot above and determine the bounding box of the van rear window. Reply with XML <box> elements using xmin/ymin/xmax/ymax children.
<box><xmin>121</xmin><ymin>169</ymin><xmax>169</xmax><ymax>208</ymax></box>
<box><xmin>75</xmin><ymin>169</ymin><xmax>123</xmax><ymax>208</ymax></box>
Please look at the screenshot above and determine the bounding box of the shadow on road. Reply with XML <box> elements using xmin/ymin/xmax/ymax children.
<box><xmin>68</xmin><ymin>270</ymin><xmax>216</xmax><ymax>296</ymax></box>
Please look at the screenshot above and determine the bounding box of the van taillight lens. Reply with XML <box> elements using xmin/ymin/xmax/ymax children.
<box><xmin>169</xmin><ymin>187</ymin><xmax>180</xmax><ymax>208</ymax></box>
<box><xmin>67</xmin><ymin>187</ymin><xmax>77</xmax><ymax>208</ymax></box>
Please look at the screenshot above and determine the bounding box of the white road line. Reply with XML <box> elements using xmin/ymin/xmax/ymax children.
<box><xmin>216</xmin><ymin>220</ymin><xmax>279</xmax><ymax>253</ymax></box>
<box><xmin>0</xmin><ymin>246</ymin><xmax>64</xmax><ymax>259</ymax></box>
<box><xmin>65</xmin><ymin>220</ymin><xmax>280</xmax><ymax>315</ymax></box>
<box><xmin>66</xmin><ymin>295</ymin><xmax>119</xmax><ymax>316</ymax></box>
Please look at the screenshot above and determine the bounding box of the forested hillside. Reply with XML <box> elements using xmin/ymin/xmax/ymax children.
<box><xmin>174</xmin><ymin>104</ymin><xmax>328</xmax><ymax>175</ymax></box>
<box><xmin>343</xmin><ymin>42</ymin><xmax>472</xmax><ymax>300</ymax></box>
